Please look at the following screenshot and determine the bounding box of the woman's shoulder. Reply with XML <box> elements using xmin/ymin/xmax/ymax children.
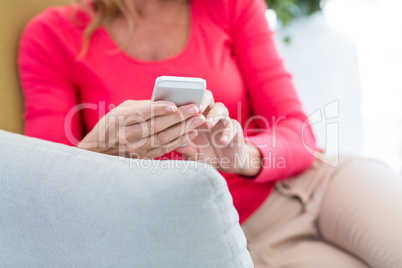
<box><xmin>199</xmin><ymin>0</ymin><xmax>265</xmax><ymax>27</ymax></box>
<box><xmin>21</xmin><ymin>4</ymin><xmax>91</xmax><ymax>45</ymax></box>
<box><xmin>28</xmin><ymin>3</ymin><xmax>91</xmax><ymax>28</ymax></box>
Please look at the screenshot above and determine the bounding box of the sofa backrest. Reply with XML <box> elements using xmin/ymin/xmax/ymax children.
<box><xmin>0</xmin><ymin>0</ymin><xmax>70</xmax><ymax>134</ymax></box>
<box><xmin>0</xmin><ymin>130</ymin><xmax>254</xmax><ymax>267</ymax></box>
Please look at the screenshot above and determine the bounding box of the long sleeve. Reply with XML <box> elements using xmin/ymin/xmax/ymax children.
<box><xmin>18</xmin><ymin>9</ymin><xmax>82</xmax><ymax>146</ymax></box>
<box><xmin>16</xmin><ymin>1</ymin><xmax>316</xmax><ymax>224</ymax></box>
<box><xmin>229</xmin><ymin>0</ymin><xmax>317</xmax><ymax>183</ymax></box>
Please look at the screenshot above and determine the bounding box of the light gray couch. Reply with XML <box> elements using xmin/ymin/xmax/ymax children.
<box><xmin>0</xmin><ymin>130</ymin><xmax>253</xmax><ymax>267</ymax></box>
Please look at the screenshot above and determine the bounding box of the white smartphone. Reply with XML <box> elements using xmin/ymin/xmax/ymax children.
<box><xmin>151</xmin><ymin>76</ymin><xmax>206</xmax><ymax>107</ymax></box>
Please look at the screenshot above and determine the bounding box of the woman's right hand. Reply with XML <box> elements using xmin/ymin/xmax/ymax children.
<box><xmin>78</xmin><ymin>100</ymin><xmax>205</xmax><ymax>158</ymax></box>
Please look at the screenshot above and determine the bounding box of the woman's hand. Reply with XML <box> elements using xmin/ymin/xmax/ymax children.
<box><xmin>78</xmin><ymin>100</ymin><xmax>206</xmax><ymax>158</ymax></box>
<box><xmin>175</xmin><ymin>90</ymin><xmax>263</xmax><ymax>177</ymax></box>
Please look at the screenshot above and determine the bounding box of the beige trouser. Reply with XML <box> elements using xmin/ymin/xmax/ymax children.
<box><xmin>241</xmin><ymin>155</ymin><xmax>402</xmax><ymax>268</ymax></box>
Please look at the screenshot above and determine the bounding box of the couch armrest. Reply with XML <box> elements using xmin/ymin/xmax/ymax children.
<box><xmin>0</xmin><ymin>130</ymin><xmax>253</xmax><ymax>268</ymax></box>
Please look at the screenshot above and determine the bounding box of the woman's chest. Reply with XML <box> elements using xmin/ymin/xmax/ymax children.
<box><xmin>75</xmin><ymin>19</ymin><xmax>250</xmax><ymax>131</ymax></box>
<box><xmin>108</xmin><ymin>6</ymin><xmax>190</xmax><ymax>62</ymax></box>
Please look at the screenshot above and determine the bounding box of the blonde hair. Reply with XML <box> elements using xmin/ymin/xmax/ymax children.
<box><xmin>75</xmin><ymin>0</ymin><xmax>134</xmax><ymax>56</ymax></box>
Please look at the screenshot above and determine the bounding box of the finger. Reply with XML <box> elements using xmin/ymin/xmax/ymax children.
<box><xmin>204</xmin><ymin>102</ymin><xmax>230</xmax><ymax>129</ymax></box>
<box><xmin>199</xmin><ymin>90</ymin><xmax>214</xmax><ymax>114</ymax></box>
<box><xmin>123</xmin><ymin>103</ymin><xmax>200</xmax><ymax>141</ymax></box>
<box><xmin>219</xmin><ymin>119</ymin><xmax>242</xmax><ymax>145</ymax></box>
<box><xmin>146</xmin><ymin>130</ymin><xmax>198</xmax><ymax>159</ymax></box>
<box><xmin>110</xmin><ymin>100</ymin><xmax>178</xmax><ymax>126</ymax></box>
<box><xmin>140</xmin><ymin>104</ymin><xmax>201</xmax><ymax>137</ymax></box>
<box><xmin>137</xmin><ymin>114</ymin><xmax>205</xmax><ymax>147</ymax></box>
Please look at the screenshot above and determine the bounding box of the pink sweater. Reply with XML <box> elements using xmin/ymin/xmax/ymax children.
<box><xmin>19</xmin><ymin>0</ymin><xmax>316</xmax><ymax>224</ymax></box>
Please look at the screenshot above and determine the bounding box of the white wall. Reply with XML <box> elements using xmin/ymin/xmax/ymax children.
<box><xmin>325</xmin><ymin>0</ymin><xmax>402</xmax><ymax>172</ymax></box>
<box><xmin>273</xmin><ymin>13</ymin><xmax>362</xmax><ymax>157</ymax></box>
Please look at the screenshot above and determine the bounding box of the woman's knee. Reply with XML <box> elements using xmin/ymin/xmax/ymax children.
<box><xmin>318</xmin><ymin>154</ymin><xmax>402</xmax><ymax>268</ymax></box>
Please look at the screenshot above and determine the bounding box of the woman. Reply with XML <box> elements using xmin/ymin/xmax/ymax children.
<box><xmin>18</xmin><ymin>0</ymin><xmax>402</xmax><ymax>267</ymax></box>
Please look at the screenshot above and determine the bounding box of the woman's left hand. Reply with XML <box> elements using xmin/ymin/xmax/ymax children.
<box><xmin>175</xmin><ymin>90</ymin><xmax>262</xmax><ymax>177</ymax></box>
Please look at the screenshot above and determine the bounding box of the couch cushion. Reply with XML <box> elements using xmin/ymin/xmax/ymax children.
<box><xmin>0</xmin><ymin>130</ymin><xmax>253</xmax><ymax>267</ymax></box>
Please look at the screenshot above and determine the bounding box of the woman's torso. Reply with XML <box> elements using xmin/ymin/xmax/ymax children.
<box><xmin>66</xmin><ymin>0</ymin><xmax>252</xmax><ymax>135</ymax></box>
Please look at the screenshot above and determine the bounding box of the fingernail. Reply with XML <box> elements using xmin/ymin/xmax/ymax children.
<box><xmin>222</xmin><ymin>135</ymin><xmax>229</xmax><ymax>143</ymax></box>
<box><xmin>189</xmin><ymin>131</ymin><xmax>197</xmax><ymax>139</ymax></box>
<box><xmin>204</xmin><ymin>118</ymin><xmax>213</xmax><ymax>128</ymax></box>
<box><xmin>192</xmin><ymin>115</ymin><xmax>205</xmax><ymax>126</ymax></box>
<box><xmin>180</xmin><ymin>142</ymin><xmax>189</xmax><ymax>148</ymax></box>
<box><xmin>209</xmin><ymin>117</ymin><xmax>217</xmax><ymax>127</ymax></box>
<box><xmin>187</xmin><ymin>106</ymin><xmax>199</xmax><ymax>115</ymax></box>
<box><xmin>199</xmin><ymin>104</ymin><xmax>204</xmax><ymax>112</ymax></box>
<box><xmin>165</xmin><ymin>105</ymin><xmax>177</xmax><ymax>112</ymax></box>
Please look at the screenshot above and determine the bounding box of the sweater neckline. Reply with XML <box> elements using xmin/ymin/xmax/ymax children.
<box><xmin>98</xmin><ymin>0</ymin><xmax>195</xmax><ymax>65</ymax></box>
